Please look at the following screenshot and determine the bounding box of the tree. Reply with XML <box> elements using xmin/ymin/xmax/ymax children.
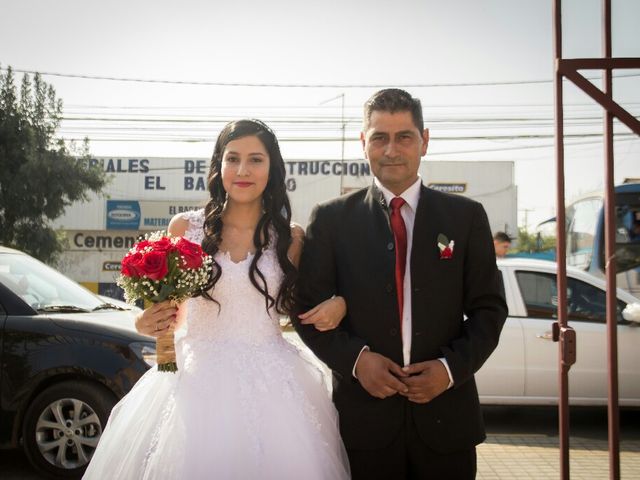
<box><xmin>512</xmin><ymin>227</ymin><xmax>556</xmax><ymax>254</ymax></box>
<box><xmin>0</xmin><ymin>65</ymin><xmax>107</xmax><ymax>263</ymax></box>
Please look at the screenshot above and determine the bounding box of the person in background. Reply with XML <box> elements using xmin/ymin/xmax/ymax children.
<box><xmin>493</xmin><ymin>231</ymin><xmax>512</xmax><ymax>258</ymax></box>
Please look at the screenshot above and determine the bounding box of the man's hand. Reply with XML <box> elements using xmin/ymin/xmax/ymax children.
<box><xmin>399</xmin><ymin>360</ymin><xmax>450</xmax><ymax>404</ymax></box>
<box><xmin>355</xmin><ymin>350</ymin><xmax>408</xmax><ymax>399</ymax></box>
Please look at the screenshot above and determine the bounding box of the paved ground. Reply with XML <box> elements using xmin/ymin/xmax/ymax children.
<box><xmin>477</xmin><ymin>407</ymin><xmax>640</xmax><ymax>479</ymax></box>
<box><xmin>478</xmin><ymin>435</ymin><xmax>640</xmax><ymax>479</ymax></box>
<box><xmin>3</xmin><ymin>334</ymin><xmax>639</xmax><ymax>478</ymax></box>
<box><xmin>3</xmin><ymin>408</ymin><xmax>638</xmax><ymax>479</ymax></box>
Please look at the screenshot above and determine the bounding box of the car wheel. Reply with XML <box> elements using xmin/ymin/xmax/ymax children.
<box><xmin>22</xmin><ymin>380</ymin><xmax>117</xmax><ymax>478</ymax></box>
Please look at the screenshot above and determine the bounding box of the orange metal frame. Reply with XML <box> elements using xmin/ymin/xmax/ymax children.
<box><xmin>553</xmin><ymin>1</ymin><xmax>640</xmax><ymax>479</ymax></box>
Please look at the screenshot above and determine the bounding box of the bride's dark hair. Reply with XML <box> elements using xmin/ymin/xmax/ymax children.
<box><xmin>201</xmin><ymin>119</ymin><xmax>296</xmax><ymax>315</ymax></box>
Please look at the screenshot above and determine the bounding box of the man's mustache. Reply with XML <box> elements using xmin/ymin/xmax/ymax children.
<box><xmin>378</xmin><ymin>158</ymin><xmax>406</xmax><ymax>166</ymax></box>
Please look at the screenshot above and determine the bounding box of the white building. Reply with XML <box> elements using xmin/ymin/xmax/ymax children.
<box><xmin>53</xmin><ymin>157</ymin><xmax>516</xmax><ymax>298</ymax></box>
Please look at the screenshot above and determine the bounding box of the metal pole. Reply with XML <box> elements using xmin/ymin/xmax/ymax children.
<box><xmin>340</xmin><ymin>93</ymin><xmax>346</xmax><ymax>195</ymax></box>
<box><xmin>553</xmin><ymin>1</ymin><xmax>570</xmax><ymax>478</ymax></box>
<box><xmin>319</xmin><ymin>93</ymin><xmax>346</xmax><ymax>195</ymax></box>
<box><xmin>602</xmin><ymin>0</ymin><xmax>621</xmax><ymax>477</ymax></box>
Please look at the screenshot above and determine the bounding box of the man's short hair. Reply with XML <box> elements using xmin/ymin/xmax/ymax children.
<box><xmin>493</xmin><ymin>231</ymin><xmax>512</xmax><ymax>243</ymax></box>
<box><xmin>363</xmin><ymin>88</ymin><xmax>424</xmax><ymax>132</ymax></box>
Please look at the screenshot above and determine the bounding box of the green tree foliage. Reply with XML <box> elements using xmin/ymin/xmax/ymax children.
<box><xmin>0</xmin><ymin>66</ymin><xmax>107</xmax><ymax>262</ymax></box>
<box><xmin>512</xmin><ymin>227</ymin><xmax>556</xmax><ymax>254</ymax></box>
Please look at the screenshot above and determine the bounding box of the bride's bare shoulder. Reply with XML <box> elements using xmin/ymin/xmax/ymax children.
<box><xmin>168</xmin><ymin>214</ymin><xmax>190</xmax><ymax>237</ymax></box>
<box><xmin>168</xmin><ymin>208</ymin><xmax>205</xmax><ymax>237</ymax></box>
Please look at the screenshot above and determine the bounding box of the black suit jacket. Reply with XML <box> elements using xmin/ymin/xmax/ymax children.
<box><xmin>293</xmin><ymin>183</ymin><xmax>507</xmax><ymax>453</ymax></box>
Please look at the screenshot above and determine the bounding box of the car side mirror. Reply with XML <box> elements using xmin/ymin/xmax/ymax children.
<box><xmin>622</xmin><ymin>302</ymin><xmax>640</xmax><ymax>324</ymax></box>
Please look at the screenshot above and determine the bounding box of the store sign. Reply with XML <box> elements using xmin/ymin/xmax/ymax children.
<box><xmin>87</xmin><ymin>157</ymin><xmax>371</xmax><ymax>197</ymax></box>
<box><xmin>71</xmin><ymin>232</ymin><xmax>139</xmax><ymax>250</ymax></box>
<box><xmin>138</xmin><ymin>201</ymin><xmax>203</xmax><ymax>229</ymax></box>
<box><xmin>428</xmin><ymin>183</ymin><xmax>467</xmax><ymax>194</ymax></box>
<box><xmin>106</xmin><ymin>201</ymin><xmax>141</xmax><ymax>229</ymax></box>
<box><xmin>102</xmin><ymin>261</ymin><xmax>122</xmax><ymax>272</ymax></box>
<box><xmin>105</xmin><ymin>200</ymin><xmax>203</xmax><ymax>230</ymax></box>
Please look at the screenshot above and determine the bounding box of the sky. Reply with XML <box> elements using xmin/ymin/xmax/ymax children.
<box><xmin>1</xmin><ymin>0</ymin><xmax>639</xmax><ymax>229</ymax></box>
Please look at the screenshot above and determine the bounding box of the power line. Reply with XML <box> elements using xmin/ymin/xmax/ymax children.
<box><xmin>60</xmin><ymin>136</ymin><xmax>638</xmax><ymax>158</ymax></box>
<box><xmin>63</xmin><ymin>101</ymin><xmax>640</xmax><ymax>110</ymax></box>
<box><xmin>428</xmin><ymin>136</ymin><xmax>638</xmax><ymax>156</ymax></box>
<box><xmin>59</xmin><ymin>114</ymin><xmax>637</xmax><ymax>124</ymax></box>
<box><xmin>4</xmin><ymin>66</ymin><xmax>640</xmax><ymax>89</ymax></box>
<box><xmin>61</xmin><ymin>133</ymin><xmax>639</xmax><ymax>143</ymax></box>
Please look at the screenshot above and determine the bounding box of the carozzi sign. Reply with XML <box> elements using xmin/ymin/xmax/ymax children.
<box><xmin>106</xmin><ymin>201</ymin><xmax>140</xmax><ymax>229</ymax></box>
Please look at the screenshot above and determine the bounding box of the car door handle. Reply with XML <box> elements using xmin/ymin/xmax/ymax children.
<box><xmin>536</xmin><ymin>331</ymin><xmax>554</xmax><ymax>340</ymax></box>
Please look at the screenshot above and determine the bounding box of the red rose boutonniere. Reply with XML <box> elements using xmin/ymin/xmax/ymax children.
<box><xmin>437</xmin><ymin>234</ymin><xmax>455</xmax><ymax>260</ymax></box>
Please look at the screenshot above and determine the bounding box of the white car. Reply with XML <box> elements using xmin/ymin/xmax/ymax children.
<box><xmin>476</xmin><ymin>258</ymin><xmax>640</xmax><ymax>406</ymax></box>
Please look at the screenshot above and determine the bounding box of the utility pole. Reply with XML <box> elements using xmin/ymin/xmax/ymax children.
<box><xmin>340</xmin><ymin>93</ymin><xmax>346</xmax><ymax>194</ymax></box>
<box><xmin>520</xmin><ymin>208</ymin><xmax>534</xmax><ymax>232</ymax></box>
<box><xmin>320</xmin><ymin>93</ymin><xmax>346</xmax><ymax>194</ymax></box>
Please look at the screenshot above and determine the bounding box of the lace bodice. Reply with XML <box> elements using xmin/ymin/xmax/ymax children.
<box><xmin>181</xmin><ymin>209</ymin><xmax>205</xmax><ymax>246</ymax></box>
<box><xmin>178</xmin><ymin>209</ymin><xmax>285</xmax><ymax>348</ymax></box>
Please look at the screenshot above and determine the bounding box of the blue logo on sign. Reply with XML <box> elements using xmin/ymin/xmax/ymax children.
<box><xmin>106</xmin><ymin>201</ymin><xmax>141</xmax><ymax>230</ymax></box>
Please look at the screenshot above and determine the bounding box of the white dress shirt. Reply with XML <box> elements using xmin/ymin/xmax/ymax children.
<box><xmin>375</xmin><ymin>176</ymin><xmax>420</xmax><ymax>367</ymax></box>
<box><xmin>353</xmin><ymin>176</ymin><xmax>454</xmax><ymax>388</ymax></box>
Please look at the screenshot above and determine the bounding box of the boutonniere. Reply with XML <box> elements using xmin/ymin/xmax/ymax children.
<box><xmin>437</xmin><ymin>234</ymin><xmax>455</xmax><ymax>260</ymax></box>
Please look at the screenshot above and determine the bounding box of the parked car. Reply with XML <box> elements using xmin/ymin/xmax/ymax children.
<box><xmin>0</xmin><ymin>246</ymin><xmax>155</xmax><ymax>478</ymax></box>
<box><xmin>476</xmin><ymin>258</ymin><xmax>640</xmax><ymax>406</ymax></box>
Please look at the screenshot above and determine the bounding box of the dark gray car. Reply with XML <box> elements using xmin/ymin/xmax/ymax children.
<box><xmin>0</xmin><ymin>246</ymin><xmax>155</xmax><ymax>478</ymax></box>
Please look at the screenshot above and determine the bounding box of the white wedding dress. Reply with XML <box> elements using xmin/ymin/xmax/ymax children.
<box><xmin>84</xmin><ymin>210</ymin><xmax>350</xmax><ymax>479</ymax></box>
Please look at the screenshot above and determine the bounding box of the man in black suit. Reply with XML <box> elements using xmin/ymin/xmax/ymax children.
<box><xmin>293</xmin><ymin>89</ymin><xmax>507</xmax><ymax>479</ymax></box>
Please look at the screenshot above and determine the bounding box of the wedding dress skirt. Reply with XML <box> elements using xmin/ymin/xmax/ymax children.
<box><xmin>83</xmin><ymin>211</ymin><xmax>350</xmax><ymax>479</ymax></box>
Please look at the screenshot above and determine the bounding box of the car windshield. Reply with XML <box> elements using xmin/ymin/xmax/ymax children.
<box><xmin>0</xmin><ymin>252</ymin><xmax>103</xmax><ymax>311</ymax></box>
<box><xmin>613</xmin><ymin>193</ymin><xmax>640</xmax><ymax>273</ymax></box>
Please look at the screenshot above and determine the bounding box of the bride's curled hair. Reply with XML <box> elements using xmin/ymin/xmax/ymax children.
<box><xmin>201</xmin><ymin>119</ymin><xmax>296</xmax><ymax>315</ymax></box>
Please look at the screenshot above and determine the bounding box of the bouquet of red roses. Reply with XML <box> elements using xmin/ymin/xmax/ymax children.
<box><xmin>117</xmin><ymin>231</ymin><xmax>212</xmax><ymax>372</ymax></box>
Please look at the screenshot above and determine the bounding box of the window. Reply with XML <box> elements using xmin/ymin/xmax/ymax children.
<box><xmin>0</xmin><ymin>253</ymin><xmax>102</xmax><ymax>311</ymax></box>
<box><xmin>516</xmin><ymin>271</ymin><xmax>557</xmax><ymax>319</ymax></box>
<box><xmin>516</xmin><ymin>270</ymin><xmax>627</xmax><ymax>323</ymax></box>
<box><xmin>567</xmin><ymin>198</ymin><xmax>601</xmax><ymax>269</ymax></box>
<box><xmin>611</xmin><ymin>195</ymin><xmax>640</xmax><ymax>273</ymax></box>
<box><xmin>566</xmin><ymin>277</ymin><xmax>626</xmax><ymax>324</ymax></box>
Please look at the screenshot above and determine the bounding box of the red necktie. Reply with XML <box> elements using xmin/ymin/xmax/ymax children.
<box><xmin>390</xmin><ymin>197</ymin><xmax>407</xmax><ymax>326</ymax></box>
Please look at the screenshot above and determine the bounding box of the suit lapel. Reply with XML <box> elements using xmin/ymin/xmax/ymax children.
<box><xmin>410</xmin><ymin>185</ymin><xmax>441</xmax><ymax>292</ymax></box>
<box><xmin>364</xmin><ymin>182</ymin><xmax>392</xmax><ymax>232</ymax></box>
<box><xmin>363</xmin><ymin>182</ymin><xmax>397</xmax><ymax>289</ymax></box>
<box><xmin>364</xmin><ymin>183</ymin><xmax>404</xmax><ymax>356</ymax></box>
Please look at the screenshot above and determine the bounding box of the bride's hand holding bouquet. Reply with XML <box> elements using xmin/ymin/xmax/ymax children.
<box><xmin>118</xmin><ymin>231</ymin><xmax>212</xmax><ymax>372</ymax></box>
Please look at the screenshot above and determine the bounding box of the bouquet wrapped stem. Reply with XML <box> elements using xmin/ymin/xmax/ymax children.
<box><xmin>117</xmin><ymin>231</ymin><xmax>212</xmax><ymax>373</ymax></box>
<box><xmin>156</xmin><ymin>300</ymin><xmax>179</xmax><ymax>372</ymax></box>
<box><xmin>157</xmin><ymin>329</ymin><xmax>178</xmax><ymax>372</ymax></box>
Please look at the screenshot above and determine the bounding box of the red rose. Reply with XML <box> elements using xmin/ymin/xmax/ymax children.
<box><xmin>121</xmin><ymin>252</ymin><xmax>144</xmax><ymax>277</ymax></box>
<box><xmin>139</xmin><ymin>250</ymin><xmax>169</xmax><ymax>280</ymax></box>
<box><xmin>175</xmin><ymin>237</ymin><xmax>204</xmax><ymax>269</ymax></box>
<box><xmin>134</xmin><ymin>240</ymin><xmax>151</xmax><ymax>252</ymax></box>
<box><xmin>440</xmin><ymin>247</ymin><xmax>453</xmax><ymax>259</ymax></box>
<box><xmin>152</xmin><ymin>237</ymin><xmax>176</xmax><ymax>253</ymax></box>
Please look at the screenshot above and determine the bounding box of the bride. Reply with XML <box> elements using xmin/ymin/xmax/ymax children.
<box><xmin>83</xmin><ymin>119</ymin><xmax>350</xmax><ymax>479</ymax></box>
